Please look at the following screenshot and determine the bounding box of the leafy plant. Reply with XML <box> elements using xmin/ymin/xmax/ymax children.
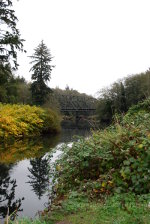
<box><xmin>53</xmin><ymin>98</ymin><xmax>150</xmax><ymax>196</ymax></box>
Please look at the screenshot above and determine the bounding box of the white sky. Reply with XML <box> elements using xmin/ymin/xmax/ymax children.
<box><xmin>13</xmin><ymin>0</ymin><xmax>150</xmax><ymax>96</ymax></box>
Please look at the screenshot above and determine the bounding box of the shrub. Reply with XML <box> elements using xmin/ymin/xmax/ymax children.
<box><xmin>0</xmin><ymin>104</ymin><xmax>61</xmax><ymax>141</ymax></box>
<box><xmin>54</xmin><ymin>98</ymin><xmax>150</xmax><ymax>196</ymax></box>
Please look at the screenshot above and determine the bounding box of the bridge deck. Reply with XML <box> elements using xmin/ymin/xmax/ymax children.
<box><xmin>61</xmin><ymin>108</ymin><xmax>96</xmax><ymax>112</ymax></box>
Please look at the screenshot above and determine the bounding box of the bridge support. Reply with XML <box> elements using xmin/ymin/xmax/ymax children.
<box><xmin>75</xmin><ymin>111</ymin><xmax>79</xmax><ymax>126</ymax></box>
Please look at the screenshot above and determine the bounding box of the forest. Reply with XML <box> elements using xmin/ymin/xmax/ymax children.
<box><xmin>97</xmin><ymin>70</ymin><xmax>150</xmax><ymax>127</ymax></box>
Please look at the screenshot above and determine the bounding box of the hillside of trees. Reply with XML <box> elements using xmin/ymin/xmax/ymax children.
<box><xmin>44</xmin><ymin>86</ymin><xmax>97</xmax><ymax>110</ymax></box>
<box><xmin>97</xmin><ymin>70</ymin><xmax>150</xmax><ymax>127</ymax></box>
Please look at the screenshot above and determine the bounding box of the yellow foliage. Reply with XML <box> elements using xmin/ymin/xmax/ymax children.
<box><xmin>0</xmin><ymin>103</ymin><xmax>61</xmax><ymax>141</ymax></box>
<box><xmin>56</xmin><ymin>164</ymin><xmax>61</xmax><ymax>171</ymax></box>
<box><xmin>0</xmin><ymin>133</ymin><xmax>60</xmax><ymax>164</ymax></box>
<box><xmin>101</xmin><ymin>182</ymin><xmax>107</xmax><ymax>188</ymax></box>
<box><xmin>138</xmin><ymin>144</ymin><xmax>143</xmax><ymax>149</ymax></box>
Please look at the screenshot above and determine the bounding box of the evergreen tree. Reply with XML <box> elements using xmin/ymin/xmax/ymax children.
<box><xmin>29</xmin><ymin>40</ymin><xmax>54</xmax><ymax>105</ymax></box>
<box><xmin>0</xmin><ymin>0</ymin><xmax>24</xmax><ymax>69</ymax></box>
<box><xmin>119</xmin><ymin>82</ymin><xmax>127</xmax><ymax>112</ymax></box>
<box><xmin>0</xmin><ymin>63</ymin><xmax>11</xmax><ymax>102</ymax></box>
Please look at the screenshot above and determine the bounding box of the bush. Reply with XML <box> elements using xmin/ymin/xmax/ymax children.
<box><xmin>0</xmin><ymin>104</ymin><xmax>61</xmax><ymax>141</ymax></box>
<box><xmin>54</xmin><ymin>98</ymin><xmax>150</xmax><ymax>196</ymax></box>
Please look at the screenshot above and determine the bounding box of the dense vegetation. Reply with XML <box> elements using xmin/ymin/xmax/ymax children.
<box><xmin>0</xmin><ymin>70</ymin><xmax>31</xmax><ymax>104</ymax></box>
<box><xmin>0</xmin><ymin>104</ymin><xmax>61</xmax><ymax>141</ymax></box>
<box><xmin>97</xmin><ymin>70</ymin><xmax>150</xmax><ymax>127</ymax></box>
<box><xmin>54</xmin><ymin>98</ymin><xmax>150</xmax><ymax>196</ymax></box>
<box><xmin>48</xmin><ymin>87</ymin><xmax>97</xmax><ymax>110</ymax></box>
<box><xmin>10</xmin><ymin>98</ymin><xmax>150</xmax><ymax>223</ymax></box>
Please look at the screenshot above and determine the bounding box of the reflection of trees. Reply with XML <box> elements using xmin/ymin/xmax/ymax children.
<box><xmin>0</xmin><ymin>164</ymin><xmax>23</xmax><ymax>221</ymax></box>
<box><xmin>27</xmin><ymin>156</ymin><xmax>50</xmax><ymax>199</ymax></box>
<box><xmin>0</xmin><ymin>134</ymin><xmax>60</xmax><ymax>164</ymax></box>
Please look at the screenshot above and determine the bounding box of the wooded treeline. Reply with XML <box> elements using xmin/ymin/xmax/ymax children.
<box><xmin>1</xmin><ymin>60</ymin><xmax>150</xmax><ymax>130</ymax></box>
<box><xmin>45</xmin><ymin>87</ymin><xmax>97</xmax><ymax>111</ymax></box>
<box><xmin>0</xmin><ymin>67</ymin><xmax>31</xmax><ymax>104</ymax></box>
<box><xmin>97</xmin><ymin>70</ymin><xmax>150</xmax><ymax>127</ymax></box>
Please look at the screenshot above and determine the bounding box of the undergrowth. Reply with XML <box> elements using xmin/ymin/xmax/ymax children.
<box><xmin>53</xmin><ymin>98</ymin><xmax>150</xmax><ymax>197</ymax></box>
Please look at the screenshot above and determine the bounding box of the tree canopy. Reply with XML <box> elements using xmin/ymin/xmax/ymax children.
<box><xmin>97</xmin><ymin>70</ymin><xmax>150</xmax><ymax>127</ymax></box>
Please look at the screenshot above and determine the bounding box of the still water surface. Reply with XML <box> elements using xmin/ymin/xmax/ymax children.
<box><xmin>0</xmin><ymin>129</ymin><xmax>90</xmax><ymax>222</ymax></box>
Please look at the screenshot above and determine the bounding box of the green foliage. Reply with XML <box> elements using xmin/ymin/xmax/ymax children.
<box><xmin>54</xmin><ymin>98</ymin><xmax>150</xmax><ymax>196</ymax></box>
<box><xmin>62</xmin><ymin>193</ymin><xmax>150</xmax><ymax>224</ymax></box>
<box><xmin>0</xmin><ymin>65</ymin><xmax>31</xmax><ymax>104</ymax></box>
<box><xmin>0</xmin><ymin>104</ymin><xmax>61</xmax><ymax>141</ymax></box>
<box><xmin>0</xmin><ymin>0</ymin><xmax>25</xmax><ymax>69</ymax></box>
<box><xmin>28</xmin><ymin>193</ymin><xmax>150</xmax><ymax>224</ymax></box>
<box><xmin>10</xmin><ymin>218</ymin><xmax>47</xmax><ymax>224</ymax></box>
<box><xmin>29</xmin><ymin>41</ymin><xmax>54</xmax><ymax>105</ymax></box>
<box><xmin>97</xmin><ymin>70</ymin><xmax>150</xmax><ymax>127</ymax></box>
<box><xmin>41</xmin><ymin>108</ymin><xmax>61</xmax><ymax>133</ymax></box>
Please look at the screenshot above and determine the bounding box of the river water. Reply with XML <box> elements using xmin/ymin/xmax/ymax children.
<box><xmin>0</xmin><ymin>129</ymin><xmax>90</xmax><ymax>223</ymax></box>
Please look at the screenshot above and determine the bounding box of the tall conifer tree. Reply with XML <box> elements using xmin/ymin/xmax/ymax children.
<box><xmin>29</xmin><ymin>41</ymin><xmax>54</xmax><ymax>105</ymax></box>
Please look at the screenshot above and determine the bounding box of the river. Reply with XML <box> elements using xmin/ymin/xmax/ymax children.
<box><xmin>0</xmin><ymin>129</ymin><xmax>90</xmax><ymax>223</ymax></box>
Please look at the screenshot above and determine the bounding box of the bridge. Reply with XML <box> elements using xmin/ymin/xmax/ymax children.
<box><xmin>60</xmin><ymin>108</ymin><xmax>96</xmax><ymax>125</ymax></box>
<box><xmin>61</xmin><ymin>108</ymin><xmax>96</xmax><ymax>112</ymax></box>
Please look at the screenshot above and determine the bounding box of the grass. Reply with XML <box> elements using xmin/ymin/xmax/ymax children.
<box><xmin>12</xmin><ymin>193</ymin><xmax>150</xmax><ymax>224</ymax></box>
<box><xmin>10</xmin><ymin>218</ymin><xmax>47</xmax><ymax>224</ymax></box>
<box><xmin>44</xmin><ymin>193</ymin><xmax>150</xmax><ymax>224</ymax></box>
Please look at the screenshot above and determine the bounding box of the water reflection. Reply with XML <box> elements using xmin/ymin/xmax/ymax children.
<box><xmin>0</xmin><ymin>134</ymin><xmax>60</xmax><ymax>164</ymax></box>
<box><xmin>0</xmin><ymin>163</ymin><xmax>23</xmax><ymax>221</ymax></box>
<box><xmin>27</xmin><ymin>156</ymin><xmax>50</xmax><ymax>199</ymax></box>
<box><xmin>0</xmin><ymin>129</ymin><xmax>90</xmax><ymax>221</ymax></box>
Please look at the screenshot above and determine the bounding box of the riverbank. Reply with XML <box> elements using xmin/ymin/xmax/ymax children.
<box><xmin>10</xmin><ymin>98</ymin><xmax>150</xmax><ymax>223</ymax></box>
<box><xmin>0</xmin><ymin>129</ymin><xmax>90</xmax><ymax>223</ymax></box>
<box><xmin>10</xmin><ymin>193</ymin><xmax>150</xmax><ymax>223</ymax></box>
<box><xmin>44</xmin><ymin>98</ymin><xmax>150</xmax><ymax>223</ymax></box>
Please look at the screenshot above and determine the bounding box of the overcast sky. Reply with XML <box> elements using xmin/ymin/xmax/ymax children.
<box><xmin>13</xmin><ymin>0</ymin><xmax>150</xmax><ymax>96</ymax></box>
